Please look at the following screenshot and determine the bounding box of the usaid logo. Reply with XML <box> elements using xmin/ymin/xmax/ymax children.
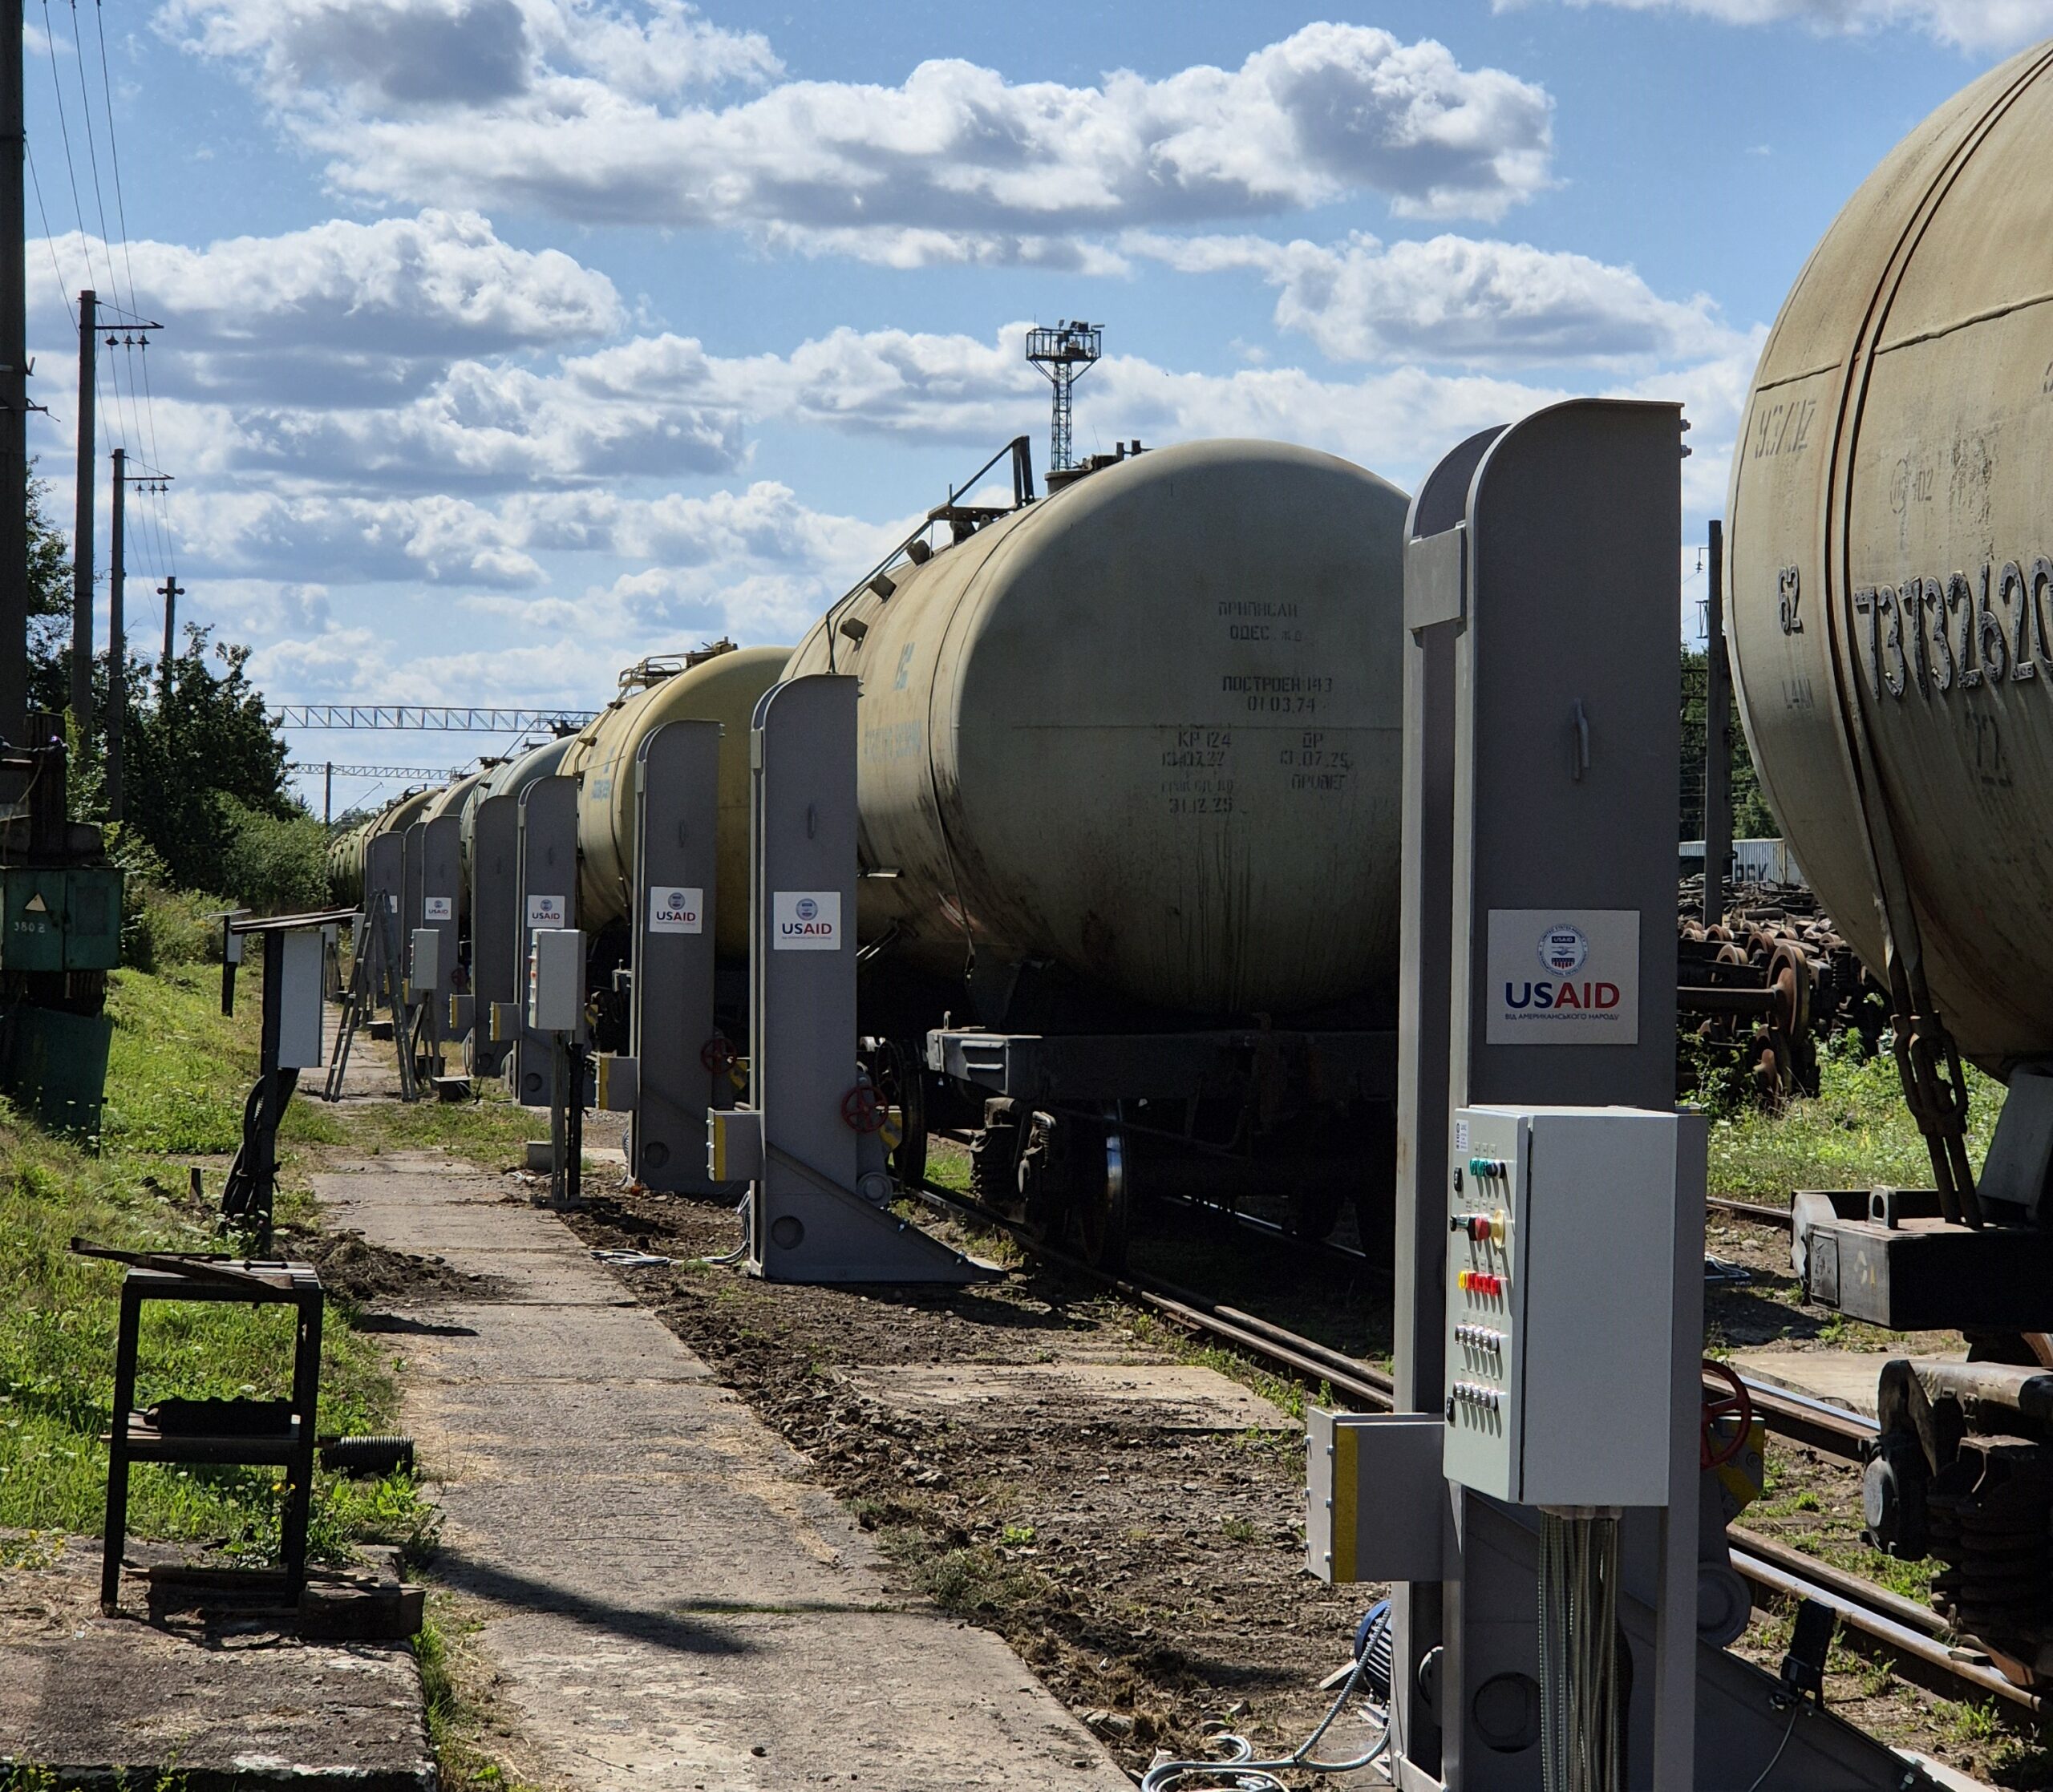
<box><xmin>774</xmin><ymin>890</ymin><xmax>841</xmax><ymax>950</ymax></box>
<box><xmin>1537</xmin><ymin>924</ymin><xmax>1588</xmax><ymax>977</ymax></box>
<box><xmin>1485</xmin><ymin>908</ymin><xmax>1640</xmax><ymax>1045</ymax></box>
<box><xmin>650</xmin><ymin>886</ymin><xmax>703</xmax><ymax>934</ymax></box>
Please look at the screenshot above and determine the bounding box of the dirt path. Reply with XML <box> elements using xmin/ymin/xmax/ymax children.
<box><xmin>559</xmin><ymin>1183</ymin><xmax>1381</xmax><ymax>1781</ymax></box>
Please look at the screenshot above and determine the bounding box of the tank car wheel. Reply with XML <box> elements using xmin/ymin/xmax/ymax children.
<box><xmin>1070</xmin><ymin>1110</ymin><xmax>1131</xmax><ymax>1272</ymax></box>
<box><xmin>863</xmin><ymin>1038</ymin><xmax>928</xmax><ymax>1189</ymax></box>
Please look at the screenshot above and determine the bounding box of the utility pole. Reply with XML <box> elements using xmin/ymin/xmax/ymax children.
<box><xmin>324</xmin><ymin>762</ymin><xmax>333</xmax><ymax>827</ymax></box>
<box><xmin>1703</xmin><ymin>518</ymin><xmax>1731</xmax><ymax>927</ymax></box>
<box><xmin>158</xmin><ymin>574</ymin><xmax>182</xmax><ymax>698</ymax></box>
<box><xmin>71</xmin><ymin>289</ymin><xmax>95</xmax><ymax>736</ymax></box>
<box><xmin>107</xmin><ymin>447</ymin><xmax>124</xmax><ymax>817</ymax></box>
<box><xmin>0</xmin><ymin>0</ymin><xmax>26</xmax><ymax>746</ymax></box>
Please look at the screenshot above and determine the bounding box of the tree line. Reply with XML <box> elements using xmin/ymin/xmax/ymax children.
<box><xmin>22</xmin><ymin>475</ymin><xmax>328</xmax><ymax>954</ymax></box>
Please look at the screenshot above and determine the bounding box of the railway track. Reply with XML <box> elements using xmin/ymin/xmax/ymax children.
<box><xmin>906</xmin><ymin>1177</ymin><xmax>2039</xmax><ymax>1721</ymax></box>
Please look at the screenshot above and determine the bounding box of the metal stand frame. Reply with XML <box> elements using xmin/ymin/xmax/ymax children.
<box><xmin>468</xmin><ymin>791</ymin><xmax>519</xmax><ymax>1078</ymax></box>
<box><xmin>100</xmin><ymin>1259</ymin><xmax>322</xmax><ymax>1616</ymax></box>
<box><xmin>325</xmin><ymin>900</ymin><xmax>416</xmax><ymax>1103</ymax></box>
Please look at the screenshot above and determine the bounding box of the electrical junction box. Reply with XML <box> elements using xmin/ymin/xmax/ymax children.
<box><xmin>409</xmin><ymin>927</ymin><xmax>440</xmax><ymax>994</ymax></box>
<box><xmin>526</xmin><ymin>928</ymin><xmax>584</xmax><ymax>1034</ymax></box>
<box><xmin>0</xmin><ymin>866</ymin><xmax>122</xmax><ymax>974</ymax></box>
<box><xmin>277</xmin><ymin>928</ymin><xmax>326</xmax><ymax>1071</ymax></box>
<box><xmin>1444</xmin><ymin>1104</ymin><xmax>1693</xmax><ymax>1508</ymax></box>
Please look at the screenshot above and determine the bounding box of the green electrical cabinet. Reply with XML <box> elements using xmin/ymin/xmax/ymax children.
<box><xmin>63</xmin><ymin>865</ymin><xmax>123</xmax><ymax>971</ymax></box>
<box><xmin>0</xmin><ymin>865</ymin><xmax>122</xmax><ymax>973</ymax></box>
<box><xmin>0</xmin><ymin>864</ymin><xmax>124</xmax><ymax>1133</ymax></box>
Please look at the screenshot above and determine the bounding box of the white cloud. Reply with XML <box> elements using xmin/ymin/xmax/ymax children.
<box><xmin>161</xmin><ymin>13</ymin><xmax>1557</xmax><ymax>249</ymax></box>
<box><xmin>156</xmin><ymin>0</ymin><xmax>779</xmax><ymax>109</ymax></box>
<box><xmin>31</xmin><ymin>211</ymin><xmax>622</xmax><ymax>405</ymax></box>
<box><xmin>1497</xmin><ymin>0</ymin><xmax>2053</xmax><ymax>49</ymax></box>
<box><xmin>1125</xmin><ymin>230</ymin><xmax>1740</xmax><ymax>368</ymax></box>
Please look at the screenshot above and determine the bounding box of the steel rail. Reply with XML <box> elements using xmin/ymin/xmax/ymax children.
<box><xmin>1709</xmin><ymin>1195</ymin><xmax>1796</xmax><ymax>1229</ymax></box>
<box><xmin>904</xmin><ymin>1176</ymin><xmax>2023</xmax><ymax>1717</ymax></box>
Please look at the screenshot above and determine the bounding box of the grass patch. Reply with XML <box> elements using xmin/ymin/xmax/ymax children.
<box><xmin>332</xmin><ymin>1080</ymin><xmax>548</xmax><ymax>1169</ymax></box>
<box><xmin>0</xmin><ymin>964</ymin><xmax>428</xmax><ymax>1565</ymax></box>
<box><xmin>1707</xmin><ymin>1032</ymin><xmax>2002</xmax><ymax>1203</ymax></box>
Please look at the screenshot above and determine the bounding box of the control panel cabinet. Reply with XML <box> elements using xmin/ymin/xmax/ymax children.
<box><xmin>1444</xmin><ymin>1104</ymin><xmax>1691</xmax><ymax>1507</ymax></box>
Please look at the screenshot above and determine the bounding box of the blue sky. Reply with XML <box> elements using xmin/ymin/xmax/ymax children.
<box><xmin>18</xmin><ymin>0</ymin><xmax>2047</xmax><ymax>807</ymax></box>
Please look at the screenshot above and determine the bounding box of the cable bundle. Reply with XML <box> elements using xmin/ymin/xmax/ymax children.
<box><xmin>1539</xmin><ymin>1511</ymin><xmax>1623</xmax><ymax>1792</ymax></box>
<box><xmin>1140</xmin><ymin>1606</ymin><xmax>1392</xmax><ymax>1792</ymax></box>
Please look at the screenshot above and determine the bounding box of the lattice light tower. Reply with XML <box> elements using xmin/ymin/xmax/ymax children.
<box><xmin>1026</xmin><ymin>321</ymin><xmax>1102</xmax><ymax>473</ymax></box>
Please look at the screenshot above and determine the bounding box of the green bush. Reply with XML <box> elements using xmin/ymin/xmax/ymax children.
<box><xmin>217</xmin><ymin>797</ymin><xmax>329</xmax><ymax>915</ymax></box>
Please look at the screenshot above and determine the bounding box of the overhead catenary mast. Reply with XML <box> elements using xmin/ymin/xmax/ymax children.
<box><xmin>1025</xmin><ymin>321</ymin><xmax>1101</xmax><ymax>475</ymax></box>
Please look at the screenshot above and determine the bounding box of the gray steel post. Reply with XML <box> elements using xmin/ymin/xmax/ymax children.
<box><xmin>513</xmin><ymin>775</ymin><xmax>577</xmax><ymax>1106</ymax></box>
<box><xmin>1703</xmin><ymin>518</ymin><xmax>1731</xmax><ymax>927</ymax></box>
<box><xmin>1392</xmin><ymin>425</ymin><xmax>1501</xmax><ymax>1778</ymax></box>
<box><xmin>630</xmin><ymin>719</ymin><xmax>722</xmax><ymax>1193</ymax></box>
<box><xmin>401</xmin><ymin>820</ymin><xmax>426</xmax><ymax>977</ymax></box>
<box><xmin>747</xmin><ymin>675</ymin><xmax>973</xmax><ymax>1283</ymax></box>
<box><xmin>468</xmin><ymin>791</ymin><xmax>518</xmax><ymax>1077</ymax></box>
<box><xmin>420</xmin><ymin>814</ymin><xmax>461</xmax><ymax>1075</ymax></box>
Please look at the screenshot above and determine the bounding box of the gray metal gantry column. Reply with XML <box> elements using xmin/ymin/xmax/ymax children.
<box><xmin>733</xmin><ymin>674</ymin><xmax>975</xmax><ymax>1283</ymax></box>
<box><xmin>628</xmin><ymin>719</ymin><xmax>726</xmax><ymax>1193</ymax></box>
<box><xmin>513</xmin><ymin>776</ymin><xmax>579</xmax><ymax>1107</ymax></box>
<box><xmin>1378</xmin><ymin>398</ymin><xmax>1920</xmax><ymax>1792</ymax></box>
<box><xmin>468</xmin><ymin>792</ymin><xmax>519</xmax><ymax>1078</ymax></box>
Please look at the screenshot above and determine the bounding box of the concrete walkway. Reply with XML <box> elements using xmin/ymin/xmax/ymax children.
<box><xmin>315</xmin><ymin>1156</ymin><xmax>1130</xmax><ymax>1791</ymax></box>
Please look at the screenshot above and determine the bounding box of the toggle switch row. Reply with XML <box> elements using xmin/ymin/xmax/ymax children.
<box><xmin>1457</xmin><ymin>1269</ymin><xmax>1505</xmax><ymax>1299</ymax></box>
<box><xmin>1451</xmin><ymin>1381</ymin><xmax>1502</xmax><ymax>1414</ymax></box>
<box><xmin>1454</xmin><ymin>1323</ymin><xmax>1502</xmax><ymax>1353</ymax></box>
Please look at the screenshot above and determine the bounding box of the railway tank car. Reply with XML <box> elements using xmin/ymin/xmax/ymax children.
<box><xmin>1727</xmin><ymin>38</ymin><xmax>2053</xmax><ymax>1078</ymax></box>
<box><xmin>786</xmin><ymin>436</ymin><xmax>1408</xmax><ymax>1260</ymax></box>
<box><xmin>1728</xmin><ymin>38</ymin><xmax>2053</xmax><ymax>1690</ymax></box>
<box><xmin>560</xmin><ymin>641</ymin><xmax>789</xmax><ymax>1046</ymax></box>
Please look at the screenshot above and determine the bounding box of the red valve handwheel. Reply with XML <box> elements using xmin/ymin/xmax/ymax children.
<box><xmin>1701</xmin><ymin>1358</ymin><xmax>1755</xmax><ymax>1471</ymax></box>
<box><xmin>841</xmin><ymin>1084</ymin><xmax>886</xmax><ymax>1133</ymax></box>
<box><xmin>700</xmin><ymin>1034</ymin><xmax>735</xmax><ymax>1074</ymax></box>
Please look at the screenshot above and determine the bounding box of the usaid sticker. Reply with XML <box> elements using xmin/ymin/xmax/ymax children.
<box><xmin>773</xmin><ymin>891</ymin><xmax>841</xmax><ymax>950</ymax></box>
<box><xmin>1486</xmin><ymin>909</ymin><xmax>1638</xmax><ymax>1045</ymax></box>
<box><xmin>423</xmin><ymin>896</ymin><xmax>453</xmax><ymax>922</ymax></box>
<box><xmin>650</xmin><ymin>886</ymin><xmax>704</xmax><ymax>935</ymax></box>
<box><xmin>526</xmin><ymin>893</ymin><xmax>566</xmax><ymax>929</ymax></box>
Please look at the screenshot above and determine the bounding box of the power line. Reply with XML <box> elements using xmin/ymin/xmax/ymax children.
<box><xmin>23</xmin><ymin>140</ymin><xmax>75</xmax><ymax>334</ymax></box>
<box><xmin>85</xmin><ymin>0</ymin><xmax>171</xmax><ymax>583</ymax></box>
<box><xmin>60</xmin><ymin>0</ymin><xmax>151</xmax><ymax>586</ymax></box>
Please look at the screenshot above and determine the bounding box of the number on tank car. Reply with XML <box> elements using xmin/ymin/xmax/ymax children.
<box><xmin>1850</xmin><ymin>554</ymin><xmax>2053</xmax><ymax>702</ymax></box>
<box><xmin>1220</xmin><ymin>674</ymin><xmax>1332</xmax><ymax>717</ymax></box>
<box><xmin>1168</xmin><ymin>795</ymin><xmax>1235</xmax><ymax>816</ymax></box>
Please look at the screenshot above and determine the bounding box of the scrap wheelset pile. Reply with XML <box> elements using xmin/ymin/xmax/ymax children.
<box><xmin>1675</xmin><ymin>881</ymin><xmax>1886</xmax><ymax>1105</ymax></box>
